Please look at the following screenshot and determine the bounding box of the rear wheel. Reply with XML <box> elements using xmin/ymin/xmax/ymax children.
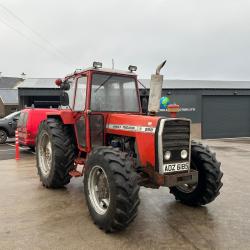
<box><xmin>36</xmin><ymin>118</ymin><xmax>75</xmax><ymax>188</ymax></box>
<box><xmin>84</xmin><ymin>147</ymin><xmax>140</xmax><ymax>232</ymax></box>
<box><xmin>0</xmin><ymin>129</ymin><xmax>7</xmax><ymax>144</ymax></box>
<box><xmin>170</xmin><ymin>141</ymin><xmax>223</xmax><ymax>206</ymax></box>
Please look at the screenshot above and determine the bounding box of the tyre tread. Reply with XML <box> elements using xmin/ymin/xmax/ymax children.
<box><xmin>85</xmin><ymin>147</ymin><xmax>140</xmax><ymax>233</ymax></box>
<box><xmin>36</xmin><ymin>118</ymin><xmax>75</xmax><ymax>188</ymax></box>
<box><xmin>170</xmin><ymin>141</ymin><xmax>223</xmax><ymax>206</ymax></box>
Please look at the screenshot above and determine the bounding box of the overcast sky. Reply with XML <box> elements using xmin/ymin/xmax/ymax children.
<box><xmin>0</xmin><ymin>0</ymin><xmax>250</xmax><ymax>80</ymax></box>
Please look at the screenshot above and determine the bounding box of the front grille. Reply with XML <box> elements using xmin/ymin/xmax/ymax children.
<box><xmin>162</xmin><ymin>119</ymin><xmax>190</xmax><ymax>162</ymax></box>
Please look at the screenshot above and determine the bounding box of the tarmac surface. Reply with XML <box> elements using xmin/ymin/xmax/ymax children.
<box><xmin>0</xmin><ymin>141</ymin><xmax>34</xmax><ymax>160</ymax></box>
<box><xmin>0</xmin><ymin>138</ymin><xmax>250</xmax><ymax>250</ymax></box>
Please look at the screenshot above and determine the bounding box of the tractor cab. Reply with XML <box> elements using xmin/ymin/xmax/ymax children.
<box><xmin>56</xmin><ymin>62</ymin><xmax>141</xmax><ymax>114</ymax></box>
<box><xmin>53</xmin><ymin>62</ymin><xmax>145</xmax><ymax>153</ymax></box>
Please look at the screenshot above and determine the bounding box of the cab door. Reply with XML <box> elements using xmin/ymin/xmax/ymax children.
<box><xmin>73</xmin><ymin>73</ymin><xmax>104</xmax><ymax>152</ymax></box>
<box><xmin>73</xmin><ymin>75</ymin><xmax>88</xmax><ymax>150</ymax></box>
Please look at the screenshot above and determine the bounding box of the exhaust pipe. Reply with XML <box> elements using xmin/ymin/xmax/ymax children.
<box><xmin>148</xmin><ymin>60</ymin><xmax>166</xmax><ymax>115</ymax></box>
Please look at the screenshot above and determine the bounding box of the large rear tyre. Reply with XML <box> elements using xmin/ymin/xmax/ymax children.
<box><xmin>170</xmin><ymin>141</ymin><xmax>223</xmax><ymax>206</ymax></box>
<box><xmin>0</xmin><ymin>129</ymin><xmax>7</xmax><ymax>144</ymax></box>
<box><xmin>84</xmin><ymin>147</ymin><xmax>140</xmax><ymax>233</ymax></box>
<box><xmin>36</xmin><ymin>118</ymin><xmax>75</xmax><ymax>188</ymax></box>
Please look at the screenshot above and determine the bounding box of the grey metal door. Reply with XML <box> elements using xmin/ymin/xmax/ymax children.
<box><xmin>202</xmin><ymin>95</ymin><xmax>250</xmax><ymax>139</ymax></box>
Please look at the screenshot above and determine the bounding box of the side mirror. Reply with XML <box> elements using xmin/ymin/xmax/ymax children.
<box><xmin>60</xmin><ymin>92</ymin><xmax>69</xmax><ymax>106</ymax></box>
<box><xmin>61</xmin><ymin>80</ymin><xmax>71</xmax><ymax>91</ymax></box>
<box><xmin>13</xmin><ymin>117</ymin><xmax>19</xmax><ymax>121</ymax></box>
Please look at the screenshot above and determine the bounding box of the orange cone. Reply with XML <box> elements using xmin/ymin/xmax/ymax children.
<box><xmin>15</xmin><ymin>130</ymin><xmax>20</xmax><ymax>160</ymax></box>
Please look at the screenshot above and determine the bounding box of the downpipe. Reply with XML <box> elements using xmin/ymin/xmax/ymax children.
<box><xmin>148</xmin><ymin>60</ymin><xmax>166</xmax><ymax>115</ymax></box>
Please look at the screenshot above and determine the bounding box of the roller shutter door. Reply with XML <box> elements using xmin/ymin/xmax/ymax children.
<box><xmin>202</xmin><ymin>96</ymin><xmax>250</xmax><ymax>139</ymax></box>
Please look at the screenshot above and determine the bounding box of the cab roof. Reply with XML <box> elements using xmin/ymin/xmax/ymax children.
<box><xmin>65</xmin><ymin>67</ymin><xmax>137</xmax><ymax>79</ymax></box>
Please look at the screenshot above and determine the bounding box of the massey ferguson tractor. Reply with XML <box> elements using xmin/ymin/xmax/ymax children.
<box><xmin>36</xmin><ymin>61</ymin><xmax>223</xmax><ymax>232</ymax></box>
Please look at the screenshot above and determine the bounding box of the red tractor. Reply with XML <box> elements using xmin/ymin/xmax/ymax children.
<box><xmin>36</xmin><ymin>61</ymin><xmax>223</xmax><ymax>232</ymax></box>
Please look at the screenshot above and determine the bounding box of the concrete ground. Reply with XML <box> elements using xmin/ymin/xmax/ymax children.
<box><xmin>0</xmin><ymin>139</ymin><xmax>250</xmax><ymax>250</ymax></box>
<box><xmin>0</xmin><ymin>141</ymin><xmax>34</xmax><ymax>160</ymax></box>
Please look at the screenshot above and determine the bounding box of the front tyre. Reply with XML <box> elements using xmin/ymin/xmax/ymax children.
<box><xmin>170</xmin><ymin>141</ymin><xmax>223</xmax><ymax>206</ymax></box>
<box><xmin>84</xmin><ymin>147</ymin><xmax>140</xmax><ymax>233</ymax></box>
<box><xmin>36</xmin><ymin>118</ymin><xmax>75</xmax><ymax>188</ymax></box>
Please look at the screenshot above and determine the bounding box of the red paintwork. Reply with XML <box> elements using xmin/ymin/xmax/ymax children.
<box><xmin>106</xmin><ymin>114</ymin><xmax>160</xmax><ymax>167</ymax></box>
<box><xmin>17</xmin><ymin>108</ymin><xmax>57</xmax><ymax>147</ymax></box>
<box><xmin>69</xmin><ymin>170</ymin><xmax>82</xmax><ymax>177</ymax></box>
<box><xmin>47</xmin><ymin>109</ymin><xmax>76</xmax><ymax>124</ymax></box>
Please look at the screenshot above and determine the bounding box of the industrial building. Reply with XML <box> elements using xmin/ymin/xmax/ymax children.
<box><xmin>17</xmin><ymin>78</ymin><xmax>60</xmax><ymax>108</ymax></box>
<box><xmin>0</xmin><ymin>89</ymin><xmax>19</xmax><ymax>118</ymax></box>
<box><xmin>0</xmin><ymin>76</ymin><xmax>22</xmax><ymax>117</ymax></box>
<box><xmin>140</xmin><ymin>79</ymin><xmax>250</xmax><ymax>139</ymax></box>
<box><xmin>16</xmin><ymin>78</ymin><xmax>250</xmax><ymax>139</ymax></box>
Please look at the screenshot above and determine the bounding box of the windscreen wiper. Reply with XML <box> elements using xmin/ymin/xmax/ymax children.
<box><xmin>94</xmin><ymin>75</ymin><xmax>113</xmax><ymax>93</ymax></box>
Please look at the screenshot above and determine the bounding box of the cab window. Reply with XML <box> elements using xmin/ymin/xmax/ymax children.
<box><xmin>67</xmin><ymin>78</ymin><xmax>76</xmax><ymax>109</ymax></box>
<box><xmin>74</xmin><ymin>76</ymin><xmax>87</xmax><ymax>111</ymax></box>
<box><xmin>91</xmin><ymin>73</ymin><xmax>139</xmax><ymax>112</ymax></box>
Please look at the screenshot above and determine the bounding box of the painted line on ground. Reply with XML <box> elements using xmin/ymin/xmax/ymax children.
<box><xmin>6</xmin><ymin>143</ymin><xmax>36</xmax><ymax>154</ymax></box>
<box><xmin>4</xmin><ymin>143</ymin><xmax>36</xmax><ymax>155</ymax></box>
<box><xmin>7</xmin><ymin>143</ymin><xmax>29</xmax><ymax>150</ymax></box>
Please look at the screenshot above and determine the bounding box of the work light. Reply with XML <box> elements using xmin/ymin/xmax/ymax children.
<box><xmin>93</xmin><ymin>61</ymin><xmax>102</xmax><ymax>69</ymax></box>
<box><xmin>128</xmin><ymin>65</ymin><xmax>137</xmax><ymax>72</ymax></box>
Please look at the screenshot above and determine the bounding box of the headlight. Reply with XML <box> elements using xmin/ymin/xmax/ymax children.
<box><xmin>164</xmin><ymin>151</ymin><xmax>171</xmax><ymax>161</ymax></box>
<box><xmin>181</xmin><ymin>149</ymin><xmax>188</xmax><ymax>159</ymax></box>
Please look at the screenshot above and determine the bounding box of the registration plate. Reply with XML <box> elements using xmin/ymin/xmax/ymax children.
<box><xmin>164</xmin><ymin>162</ymin><xmax>189</xmax><ymax>173</ymax></box>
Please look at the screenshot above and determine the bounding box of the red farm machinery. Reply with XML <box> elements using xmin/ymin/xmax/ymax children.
<box><xmin>36</xmin><ymin>61</ymin><xmax>223</xmax><ymax>232</ymax></box>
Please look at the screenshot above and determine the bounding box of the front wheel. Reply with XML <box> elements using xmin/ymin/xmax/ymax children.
<box><xmin>84</xmin><ymin>147</ymin><xmax>140</xmax><ymax>233</ymax></box>
<box><xmin>170</xmin><ymin>141</ymin><xmax>223</xmax><ymax>206</ymax></box>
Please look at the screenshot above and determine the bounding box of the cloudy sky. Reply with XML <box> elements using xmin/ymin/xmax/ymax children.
<box><xmin>0</xmin><ymin>0</ymin><xmax>250</xmax><ymax>80</ymax></box>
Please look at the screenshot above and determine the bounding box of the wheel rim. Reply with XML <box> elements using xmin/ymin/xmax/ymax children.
<box><xmin>88</xmin><ymin>165</ymin><xmax>110</xmax><ymax>215</ymax></box>
<box><xmin>176</xmin><ymin>183</ymin><xmax>197</xmax><ymax>193</ymax></box>
<box><xmin>38</xmin><ymin>132</ymin><xmax>52</xmax><ymax>177</ymax></box>
<box><xmin>176</xmin><ymin>164</ymin><xmax>198</xmax><ymax>193</ymax></box>
<box><xmin>0</xmin><ymin>130</ymin><xmax>6</xmax><ymax>143</ymax></box>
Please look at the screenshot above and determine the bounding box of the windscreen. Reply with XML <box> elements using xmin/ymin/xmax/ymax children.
<box><xmin>91</xmin><ymin>74</ymin><xmax>140</xmax><ymax>112</ymax></box>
